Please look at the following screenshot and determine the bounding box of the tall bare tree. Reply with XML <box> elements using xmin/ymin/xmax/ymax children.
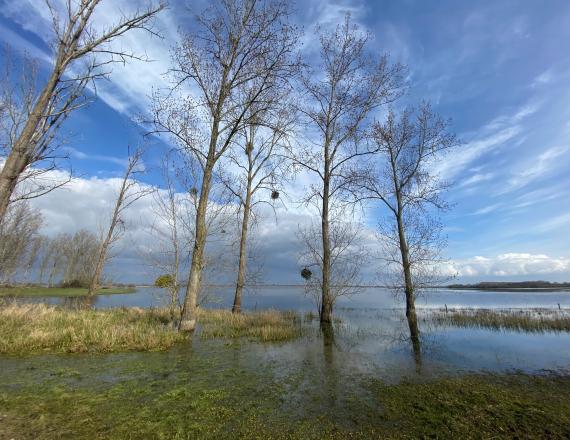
<box><xmin>0</xmin><ymin>0</ymin><xmax>164</xmax><ymax>224</ymax></box>
<box><xmin>221</xmin><ymin>98</ymin><xmax>295</xmax><ymax>313</ymax></box>
<box><xmin>295</xmin><ymin>15</ymin><xmax>405</xmax><ymax>324</ymax></box>
<box><xmin>364</xmin><ymin>103</ymin><xmax>457</xmax><ymax>344</ymax></box>
<box><xmin>88</xmin><ymin>147</ymin><xmax>153</xmax><ymax>294</ymax></box>
<box><xmin>151</xmin><ymin>0</ymin><xmax>299</xmax><ymax>331</ymax></box>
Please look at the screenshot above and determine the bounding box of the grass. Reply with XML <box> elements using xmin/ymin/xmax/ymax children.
<box><xmin>0</xmin><ymin>304</ymin><xmax>305</xmax><ymax>355</ymax></box>
<box><xmin>0</xmin><ymin>303</ymin><xmax>185</xmax><ymax>354</ymax></box>
<box><xmin>0</xmin><ymin>285</ymin><xmax>136</xmax><ymax>297</ymax></box>
<box><xmin>432</xmin><ymin>309</ymin><xmax>570</xmax><ymax>332</ymax></box>
<box><xmin>1</xmin><ymin>370</ymin><xmax>569</xmax><ymax>439</ymax></box>
<box><xmin>197</xmin><ymin>308</ymin><xmax>304</xmax><ymax>342</ymax></box>
<box><xmin>372</xmin><ymin>374</ymin><xmax>570</xmax><ymax>439</ymax></box>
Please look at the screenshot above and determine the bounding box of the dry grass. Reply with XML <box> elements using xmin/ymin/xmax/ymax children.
<box><xmin>432</xmin><ymin>309</ymin><xmax>570</xmax><ymax>332</ymax></box>
<box><xmin>0</xmin><ymin>303</ymin><xmax>185</xmax><ymax>355</ymax></box>
<box><xmin>197</xmin><ymin>308</ymin><xmax>303</xmax><ymax>342</ymax></box>
<box><xmin>0</xmin><ymin>304</ymin><xmax>305</xmax><ymax>355</ymax></box>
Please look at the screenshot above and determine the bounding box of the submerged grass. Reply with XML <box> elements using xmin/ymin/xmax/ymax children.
<box><xmin>0</xmin><ymin>286</ymin><xmax>135</xmax><ymax>297</ymax></box>
<box><xmin>0</xmin><ymin>304</ymin><xmax>305</xmax><ymax>355</ymax></box>
<box><xmin>197</xmin><ymin>308</ymin><xmax>304</xmax><ymax>342</ymax></box>
<box><xmin>1</xmin><ymin>370</ymin><xmax>569</xmax><ymax>439</ymax></box>
<box><xmin>432</xmin><ymin>309</ymin><xmax>570</xmax><ymax>332</ymax></box>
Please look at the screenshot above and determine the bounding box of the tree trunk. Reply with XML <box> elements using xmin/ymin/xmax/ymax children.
<box><xmin>395</xmin><ymin>210</ymin><xmax>420</xmax><ymax>343</ymax></box>
<box><xmin>0</xmin><ymin>69</ymin><xmax>61</xmax><ymax>224</ymax></box>
<box><xmin>0</xmin><ymin>152</ymin><xmax>29</xmax><ymax>223</ymax></box>
<box><xmin>88</xmin><ymin>238</ymin><xmax>111</xmax><ymax>294</ymax></box>
<box><xmin>179</xmin><ymin>163</ymin><xmax>214</xmax><ymax>331</ymax></box>
<box><xmin>88</xmin><ymin>177</ymin><xmax>126</xmax><ymax>295</ymax></box>
<box><xmin>320</xmin><ymin>156</ymin><xmax>333</xmax><ymax>324</ymax></box>
<box><xmin>232</xmin><ymin>178</ymin><xmax>253</xmax><ymax>313</ymax></box>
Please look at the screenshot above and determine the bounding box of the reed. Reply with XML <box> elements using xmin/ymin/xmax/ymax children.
<box><xmin>432</xmin><ymin>309</ymin><xmax>570</xmax><ymax>332</ymax></box>
<box><xmin>0</xmin><ymin>303</ymin><xmax>183</xmax><ymax>354</ymax></box>
<box><xmin>197</xmin><ymin>308</ymin><xmax>303</xmax><ymax>342</ymax></box>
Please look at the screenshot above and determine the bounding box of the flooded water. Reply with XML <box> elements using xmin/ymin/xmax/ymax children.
<box><xmin>13</xmin><ymin>284</ymin><xmax>570</xmax><ymax>310</ymax></box>
<box><xmin>2</xmin><ymin>285</ymin><xmax>570</xmax><ymax>437</ymax></box>
<box><xmin>4</xmin><ymin>285</ymin><xmax>570</xmax><ymax>379</ymax></box>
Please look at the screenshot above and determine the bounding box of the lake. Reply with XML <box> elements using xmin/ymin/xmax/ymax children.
<box><xmin>6</xmin><ymin>285</ymin><xmax>570</xmax><ymax>379</ymax></box>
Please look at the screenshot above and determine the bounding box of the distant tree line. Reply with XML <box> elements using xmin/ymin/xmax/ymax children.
<box><xmin>448</xmin><ymin>281</ymin><xmax>570</xmax><ymax>290</ymax></box>
<box><xmin>0</xmin><ymin>201</ymin><xmax>102</xmax><ymax>287</ymax></box>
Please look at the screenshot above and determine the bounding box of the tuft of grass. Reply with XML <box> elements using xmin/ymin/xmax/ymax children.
<box><xmin>432</xmin><ymin>309</ymin><xmax>570</xmax><ymax>332</ymax></box>
<box><xmin>0</xmin><ymin>303</ymin><xmax>184</xmax><ymax>354</ymax></box>
<box><xmin>197</xmin><ymin>308</ymin><xmax>304</xmax><ymax>342</ymax></box>
<box><xmin>0</xmin><ymin>285</ymin><xmax>136</xmax><ymax>297</ymax></box>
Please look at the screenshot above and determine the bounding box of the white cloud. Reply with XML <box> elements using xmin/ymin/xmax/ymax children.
<box><xmin>0</xmin><ymin>0</ymin><xmax>176</xmax><ymax>116</ymax></box>
<box><xmin>453</xmin><ymin>253</ymin><xmax>570</xmax><ymax>277</ymax></box>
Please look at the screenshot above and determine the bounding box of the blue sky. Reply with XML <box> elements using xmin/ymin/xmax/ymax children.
<box><xmin>1</xmin><ymin>0</ymin><xmax>569</xmax><ymax>282</ymax></box>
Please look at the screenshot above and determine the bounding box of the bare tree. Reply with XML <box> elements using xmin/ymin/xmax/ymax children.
<box><xmin>88</xmin><ymin>147</ymin><xmax>153</xmax><ymax>294</ymax></box>
<box><xmin>298</xmin><ymin>217</ymin><xmax>367</xmax><ymax>316</ymax></box>
<box><xmin>62</xmin><ymin>230</ymin><xmax>101</xmax><ymax>286</ymax></box>
<box><xmin>23</xmin><ymin>236</ymin><xmax>44</xmax><ymax>283</ymax></box>
<box><xmin>221</xmin><ymin>97</ymin><xmax>296</xmax><ymax>313</ymax></box>
<box><xmin>0</xmin><ymin>53</ymin><xmax>72</xmax><ymax>204</ymax></box>
<box><xmin>0</xmin><ymin>0</ymin><xmax>164</xmax><ymax>224</ymax></box>
<box><xmin>146</xmin><ymin>156</ymin><xmax>189</xmax><ymax>313</ymax></box>
<box><xmin>364</xmin><ymin>103</ymin><xmax>457</xmax><ymax>344</ymax></box>
<box><xmin>295</xmin><ymin>15</ymin><xmax>405</xmax><ymax>324</ymax></box>
<box><xmin>0</xmin><ymin>201</ymin><xmax>43</xmax><ymax>284</ymax></box>
<box><xmin>150</xmin><ymin>0</ymin><xmax>299</xmax><ymax>331</ymax></box>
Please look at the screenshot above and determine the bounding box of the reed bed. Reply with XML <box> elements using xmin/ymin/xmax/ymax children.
<box><xmin>432</xmin><ymin>309</ymin><xmax>570</xmax><ymax>332</ymax></box>
<box><xmin>0</xmin><ymin>304</ymin><xmax>305</xmax><ymax>355</ymax></box>
<box><xmin>197</xmin><ymin>308</ymin><xmax>303</xmax><ymax>342</ymax></box>
<box><xmin>0</xmin><ymin>303</ymin><xmax>184</xmax><ymax>354</ymax></box>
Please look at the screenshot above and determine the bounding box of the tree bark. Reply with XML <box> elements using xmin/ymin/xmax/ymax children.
<box><xmin>179</xmin><ymin>162</ymin><xmax>214</xmax><ymax>331</ymax></box>
<box><xmin>88</xmin><ymin>232</ymin><xmax>112</xmax><ymax>294</ymax></box>
<box><xmin>232</xmin><ymin>176</ymin><xmax>253</xmax><ymax>313</ymax></box>
<box><xmin>320</xmin><ymin>149</ymin><xmax>333</xmax><ymax>324</ymax></box>
<box><xmin>0</xmin><ymin>67</ymin><xmax>62</xmax><ymax>224</ymax></box>
<box><xmin>395</xmin><ymin>207</ymin><xmax>420</xmax><ymax>343</ymax></box>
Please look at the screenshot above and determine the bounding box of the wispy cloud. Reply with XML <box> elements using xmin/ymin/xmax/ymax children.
<box><xmin>457</xmin><ymin>172</ymin><xmax>494</xmax><ymax>188</ymax></box>
<box><xmin>500</xmin><ymin>145</ymin><xmax>569</xmax><ymax>194</ymax></box>
<box><xmin>64</xmin><ymin>147</ymin><xmax>128</xmax><ymax>168</ymax></box>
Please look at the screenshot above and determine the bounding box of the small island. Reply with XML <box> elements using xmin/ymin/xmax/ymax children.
<box><xmin>447</xmin><ymin>281</ymin><xmax>570</xmax><ymax>291</ymax></box>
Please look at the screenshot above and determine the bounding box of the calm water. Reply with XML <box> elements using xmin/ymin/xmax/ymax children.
<box><xmin>16</xmin><ymin>285</ymin><xmax>570</xmax><ymax>310</ymax></box>
<box><xmin>4</xmin><ymin>286</ymin><xmax>570</xmax><ymax>380</ymax></box>
<box><xmin>1</xmin><ymin>285</ymin><xmax>569</xmax><ymax>429</ymax></box>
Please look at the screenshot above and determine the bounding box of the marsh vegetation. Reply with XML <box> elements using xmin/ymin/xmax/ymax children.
<box><xmin>0</xmin><ymin>303</ymin><xmax>305</xmax><ymax>355</ymax></box>
<box><xmin>431</xmin><ymin>308</ymin><xmax>570</xmax><ymax>333</ymax></box>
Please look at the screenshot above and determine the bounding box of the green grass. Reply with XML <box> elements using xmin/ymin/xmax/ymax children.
<box><xmin>432</xmin><ymin>309</ymin><xmax>570</xmax><ymax>332</ymax></box>
<box><xmin>0</xmin><ymin>371</ymin><xmax>568</xmax><ymax>439</ymax></box>
<box><xmin>0</xmin><ymin>285</ymin><xmax>136</xmax><ymax>297</ymax></box>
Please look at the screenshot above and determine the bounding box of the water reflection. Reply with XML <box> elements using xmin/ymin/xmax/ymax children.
<box><xmin>60</xmin><ymin>295</ymin><xmax>95</xmax><ymax>310</ymax></box>
<box><xmin>4</xmin><ymin>286</ymin><xmax>570</xmax><ymax>378</ymax></box>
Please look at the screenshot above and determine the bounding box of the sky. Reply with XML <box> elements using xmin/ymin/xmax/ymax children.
<box><xmin>1</xmin><ymin>0</ymin><xmax>569</xmax><ymax>284</ymax></box>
